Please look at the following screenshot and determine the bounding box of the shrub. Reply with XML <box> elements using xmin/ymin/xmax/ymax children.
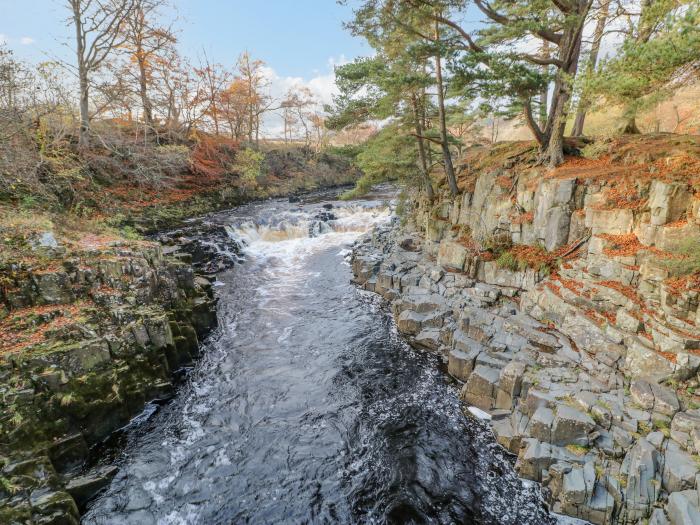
<box><xmin>661</xmin><ymin>237</ymin><xmax>700</xmax><ymax>276</ymax></box>
<box><xmin>233</xmin><ymin>147</ymin><xmax>265</xmax><ymax>190</ymax></box>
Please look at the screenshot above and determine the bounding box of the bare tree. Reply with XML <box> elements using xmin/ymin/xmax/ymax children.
<box><xmin>282</xmin><ymin>86</ymin><xmax>315</xmax><ymax>146</ymax></box>
<box><xmin>67</xmin><ymin>0</ymin><xmax>134</xmax><ymax>145</ymax></box>
<box><xmin>123</xmin><ymin>0</ymin><xmax>176</xmax><ymax>128</ymax></box>
<box><xmin>194</xmin><ymin>51</ymin><xmax>231</xmax><ymax>135</ymax></box>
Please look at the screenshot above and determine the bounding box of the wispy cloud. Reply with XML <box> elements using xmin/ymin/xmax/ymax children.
<box><xmin>20</xmin><ymin>36</ymin><xmax>35</xmax><ymax>45</ymax></box>
<box><xmin>260</xmin><ymin>55</ymin><xmax>348</xmax><ymax>136</ymax></box>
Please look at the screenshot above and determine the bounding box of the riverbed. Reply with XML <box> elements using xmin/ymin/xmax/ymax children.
<box><xmin>82</xmin><ymin>192</ymin><xmax>554</xmax><ymax>524</ymax></box>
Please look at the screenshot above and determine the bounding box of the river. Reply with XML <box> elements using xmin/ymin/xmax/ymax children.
<box><xmin>82</xmin><ymin>191</ymin><xmax>556</xmax><ymax>525</ymax></box>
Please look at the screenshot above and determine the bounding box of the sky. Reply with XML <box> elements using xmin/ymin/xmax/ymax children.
<box><xmin>0</xmin><ymin>0</ymin><xmax>373</xmax><ymax>134</ymax></box>
<box><xmin>0</xmin><ymin>1</ymin><xmax>627</xmax><ymax>136</ymax></box>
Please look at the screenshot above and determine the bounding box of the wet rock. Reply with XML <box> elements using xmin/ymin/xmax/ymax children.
<box><xmin>156</xmin><ymin>222</ymin><xmax>243</xmax><ymax>274</ymax></box>
<box><xmin>48</xmin><ymin>434</ymin><xmax>88</xmax><ymax>473</ymax></box>
<box><xmin>66</xmin><ymin>465</ymin><xmax>119</xmax><ymax>508</ymax></box>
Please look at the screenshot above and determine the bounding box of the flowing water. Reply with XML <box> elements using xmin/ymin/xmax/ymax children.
<box><xmin>83</xmin><ymin>191</ymin><xmax>556</xmax><ymax>525</ymax></box>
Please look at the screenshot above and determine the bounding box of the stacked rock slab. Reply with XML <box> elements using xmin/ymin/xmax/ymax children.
<box><xmin>0</xmin><ymin>242</ymin><xmax>217</xmax><ymax>524</ymax></box>
<box><xmin>351</xmin><ymin>181</ymin><xmax>700</xmax><ymax>524</ymax></box>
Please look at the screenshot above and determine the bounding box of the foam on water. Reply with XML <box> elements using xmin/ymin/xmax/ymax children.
<box><xmin>83</xmin><ymin>194</ymin><xmax>560</xmax><ymax>525</ymax></box>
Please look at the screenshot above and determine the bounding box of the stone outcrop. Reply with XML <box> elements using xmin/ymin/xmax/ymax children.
<box><xmin>0</xmin><ymin>241</ymin><xmax>217</xmax><ymax>523</ymax></box>
<box><xmin>351</xmin><ymin>153</ymin><xmax>700</xmax><ymax>525</ymax></box>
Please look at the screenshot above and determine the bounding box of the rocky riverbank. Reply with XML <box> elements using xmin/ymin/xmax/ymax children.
<box><xmin>0</xmin><ymin>236</ymin><xmax>217</xmax><ymax>523</ymax></box>
<box><xmin>351</xmin><ymin>137</ymin><xmax>700</xmax><ymax>525</ymax></box>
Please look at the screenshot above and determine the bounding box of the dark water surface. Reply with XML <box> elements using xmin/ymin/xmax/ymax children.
<box><xmin>83</xmin><ymin>195</ymin><xmax>554</xmax><ymax>525</ymax></box>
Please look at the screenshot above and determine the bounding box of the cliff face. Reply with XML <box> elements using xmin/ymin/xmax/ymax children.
<box><xmin>351</xmin><ymin>135</ymin><xmax>700</xmax><ymax>524</ymax></box>
<box><xmin>425</xmin><ymin>136</ymin><xmax>699</xmax><ymax>378</ymax></box>
<box><xmin>0</xmin><ymin>240</ymin><xmax>217</xmax><ymax>523</ymax></box>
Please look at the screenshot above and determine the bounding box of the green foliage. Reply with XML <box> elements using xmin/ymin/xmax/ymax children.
<box><xmin>233</xmin><ymin>147</ymin><xmax>265</xmax><ymax>188</ymax></box>
<box><xmin>496</xmin><ymin>251</ymin><xmax>524</xmax><ymax>272</ymax></box>
<box><xmin>661</xmin><ymin>237</ymin><xmax>700</xmax><ymax>277</ymax></box>
<box><xmin>119</xmin><ymin>226</ymin><xmax>142</xmax><ymax>240</ymax></box>
<box><xmin>580</xmin><ymin>139</ymin><xmax>610</xmax><ymax>160</ymax></box>
<box><xmin>342</xmin><ymin>123</ymin><xmax>419</xmax><ymax>199</ymax></box>
<box><xmin>592</xmin><ymin>4</ymin><xmax>700</xmax><ymax>122</ymax></box>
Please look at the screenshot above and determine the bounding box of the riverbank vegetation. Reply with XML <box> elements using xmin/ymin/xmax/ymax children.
<box><xmin>1</xmin><ymin>0</ymin><xmax>361</xmax><ymax>264</ymax></box>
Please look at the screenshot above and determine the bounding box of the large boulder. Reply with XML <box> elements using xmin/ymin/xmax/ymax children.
<box><xmin>437</xmin><ymin>240</ymin><xmax>469</xmax><ymax>272</ymax></box>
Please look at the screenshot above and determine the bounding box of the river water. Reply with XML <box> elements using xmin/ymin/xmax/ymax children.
<box><xmin>83</xmin><ymin>192</ymin><xmax>556</xmax><ymax>525</ymax></box>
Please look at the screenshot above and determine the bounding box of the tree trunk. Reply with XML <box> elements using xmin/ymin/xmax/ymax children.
<box><xmin>434</xmin><ymin>21</ymin><xmax>458</xmax><ymax>196</ymax></box>
<box><xmin>411</xmin><ymin>94</ymin><xmax>435</xmax><ymax>201</ymax></box>
<box><xmin>78</xmin><ymin>73</ymin><xmax>90</xmax><ymax>147</ymax></box>
<box><xmin>137</xmin><ymin>54</ymin><xmax>153</xmax><ymax>127</ymax></box>
<box><xmin>572</xmin><ymin>0</ymin><xmax>609</xmax><ymax>137</ymax></box>
<box><xmin>620</xmin><ymin>116</ymin><xmax>641</xmax><ymax>134</ymax></box>
<box><xmin>542</xmin><ymin>1</ymin><xmax>587</xmax><ymax>167</ymax></box>
<box><xmin>71</xmin><ymin>2</ymin><xmax>90</xmax><ymax>147</ymax></box>
<box><xmin>539</xmin><ymin>41</ymin><xmax>550</xmax><ymax>130</ymax></box>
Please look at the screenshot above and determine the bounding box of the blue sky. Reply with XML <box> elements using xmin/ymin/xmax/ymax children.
<box><xmin>0</xmin><ymin>0</ymin><xmax>378</xmax><ymax>134</ymax></box>
<box><xmin>0</xmin><ymin>0</ymin><xmax>370</xmax><ymax>97</ymax></box>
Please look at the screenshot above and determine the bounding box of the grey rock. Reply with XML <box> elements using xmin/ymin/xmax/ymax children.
<box><xmin>647</xmin><ymin>431</ymin><xmax>666</xmax><ymax>449</ymax></box>
<box><xmin>447</xmin><ymin>348</ymin><xmax>479</xmax><ymax>382</ymax></box>
<box><xmin>620</xmin><ymin>438</ymin><xmax>660</xmax><ymax>521</ymax></box>
<box><xmin>528</xmin><ymin>406</ymin><xmax>555</xmax><ymax>443</ymax></box>
<box><xmin>461</xmin><ymin>365</ymin><xmax>500</xmax><ymax>410</ymax></box>
<box><xmin>648</xmin><ymin>508</ymin><xmax>670</xmax><ymax>525</ymax></box>
<box><xmin>561</xmin><ymin>467</ymin><xmax>587</xmax><ymax>505</ymax></box>
<box><xmin>662</xmin><ymin>443</ymin><xmax>700</xmax><ymax>493</ymax></box>
<box><xmin>551</xmin><ymin>405</ymin><xmax>596</xmax><ymax>447</ymax></box>
<box><xmin>414</xmin><ymin>328</ymin><xmax>441</xmax><ymax>351</ymax></box>
<box><xmin>630</xmin><ymin>379</ymin><xmax>655</xmax><ymax>409</ymax></box>
<box><xmin>397</xmin><ymin>310</ymin><xmax>423</xmax><ymax>335</ymax></box>
<box><xmin>667</xmin><ymin>490</ymin><xmax>700</xmax><ymax>525</ymax></box>
<box><xmin>66</xmin><ymin>466</ymin><xmax>119</xmax><ymax>507</ymax></box>
<box><xmin>652</xmin><ymin>382</ymin><xmax>680</xmax><ymax>417</ymax></box>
